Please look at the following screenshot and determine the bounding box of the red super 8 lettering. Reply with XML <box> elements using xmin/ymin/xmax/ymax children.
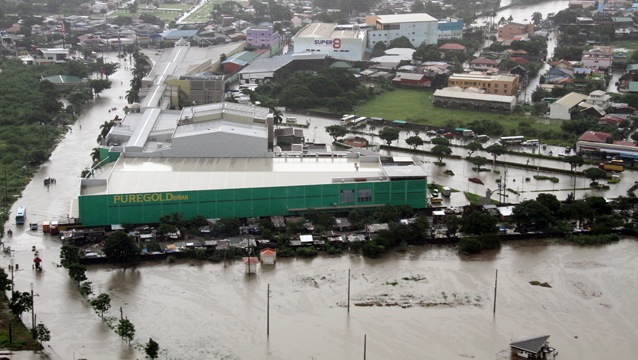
<box><xmin>333</xmin><ymin>38</ymin><xmax>341</xmax><ymax>49</ymax></box>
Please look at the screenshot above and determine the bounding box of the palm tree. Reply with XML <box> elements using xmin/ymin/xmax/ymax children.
<box><xmin>91</xmin><ymin>147</ymin><xmax>101</xmax><ymax>163</ymax></box>
<box><xmin>99</xmin><ymin>120</ymin><xmax>114</xmax><ymax>140</ymax></box>
<box><xmin>125</xmin><ymin>89</ymin><xmax>139</xmax><ymax>104</ymax></box>
<box><xmin>271</xmin><ymin>107</ymin><xmax>283</xmax><ymax>128</ymax></box>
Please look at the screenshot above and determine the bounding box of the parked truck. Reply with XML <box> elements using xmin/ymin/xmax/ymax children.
<box><xmin>599</xmin><ymin>162</ymin><xmax>624</xmax><ymax>172</ymax></box>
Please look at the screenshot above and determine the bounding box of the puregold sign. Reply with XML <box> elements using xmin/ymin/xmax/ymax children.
<box><xmin>113</xmin><ymin>193</ymin><xmax>189</xmax><ymax>204</ymax></box>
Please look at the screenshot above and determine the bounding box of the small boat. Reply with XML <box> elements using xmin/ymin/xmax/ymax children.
<box><xmin>469</xmin><ymin>177</ymin><xmax>484</xmax><ymax>185</ymax></box>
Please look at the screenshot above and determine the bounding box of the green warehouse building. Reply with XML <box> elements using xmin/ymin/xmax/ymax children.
<box><xmin>78</xmin><ymin>156</ymin><xmax>428</xmax><ymax>227</ymax></box>
<box><xmin>76</xmin><ymin>47</ymin><xmax>428</xmax><ymax>227</ymax></box>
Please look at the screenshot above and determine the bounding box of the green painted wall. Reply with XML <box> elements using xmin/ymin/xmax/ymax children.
<box><xmin>78</xmin><ymin>179</ymin><xmax>428</xmax><ymax>226</ymax></box>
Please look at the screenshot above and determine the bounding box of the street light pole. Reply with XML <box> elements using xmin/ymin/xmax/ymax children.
<box><xmin>10</xmin><ymin>256</ymin><xmax>14</xmax><ymax>293</ymax></box>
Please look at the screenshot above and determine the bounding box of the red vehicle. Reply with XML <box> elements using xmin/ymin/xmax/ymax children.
<box><xmin>443</xmin><ymin>132</ymin><xmax>455</xmax><ymax>139</ymax></box>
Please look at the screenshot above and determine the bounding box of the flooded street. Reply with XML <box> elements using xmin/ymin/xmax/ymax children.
<box><xmin>1</xmin><ymin>47</ymin><xmax>637</xmax><ymax>359</ymax></box>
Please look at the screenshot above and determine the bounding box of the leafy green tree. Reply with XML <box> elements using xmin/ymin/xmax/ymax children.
<box><xmin>378</xmin><ymin>127</ymin><xmax>400</xmax><ymax>146</ymax></box>
<box><xmin>431</xmin><ymin>144</ymin><xmax>452</xmax><ymax>163</ymax></box>
<box><xmin>536</xmin><ymin>193</ymin><xmax>562</xmax><ymax>217</ymax></box>
<box><xmin>411</xmin><ymin>0</ymin><xmax>425</xmax><ymax>12</ymax></box>
<box><xmin>145</xmin><ymin>338</ymin><xmax>160</xmax><ymax>359</ymax></box>
<box><xmin>60</xmin><ymin>245</ymin><xmax>81</xmax><ymax>268</ymax></box>
<box><xmin>458</xmin><ymin>237</ymin><xmax>483</xmax><ymax>255</ymax></box>
<box><xmin>405</xmin><ymin>135</ymin><xmax>424</xmax><ymax>149</ymax></box>
<box><xmin>103</xmin><ymin>231</ymin><xmax>139</xmax><ymax>266</ymax></box>
<box><xmin>532</xmin><ymin>12</ymin><xmax>543</xmax><ymax>25</ymax></box>
<box><xmin>466</xmin><ymin>141</ymin><xmax>483</xmax><ymax>157</ymax></box>
<box><xmin>9</xmin><ymin>291</ymin><xmax>32</xmax><ymax>318</ymax></box>
<box><xmin>485</xmin><ymin>143</ymin><xmax>507</xmax><ymax>165</ymax></box>
<box><xmin>68</xmin><ymin>263</ymin><xmax>87</xmax><ymax>284</ymax></box>
<box><xmin>389</xmin><ymin>36</ymin><xmax>413</xmax><ymax>48</ymax></box>
<box><xmin>444</xmin><ymin>214</ymin><xmax>460</xmax><ymax>235</ymax></box>
<box><xmin>90</xmin><ymin>293</ymin><xmax>112</xmax><ymax>319</ymax></box>
<box><xmin>479</xmin><ymin>233</ymin><xmax>501</xmax><ymax>250</ymax></box>
<box><xmin>582</xmin><ymin>167</ymin><xmax>608</xmax><ymax>184</ymax></box>
<box><xmin>34</xmin><ymin>323</ymin><xmax>51</xmax><ymax>343</ymax></box>
<box><xmin>325</xmin><ymin>125</ymin><xmax>348</xmax><ymax>142</ymax></box>
<box><xmin>431</xmin><ymin>137</ymin><xmax>450</xmax><ymax>146</ymax></box>
<box><xmin>0</xmin><ymin>268</ymin><xmax>10</xmax><ymax>291</ymax></box>
<box><xmin>461</xmin><ymin>210</ymin><xmax>497</xmax><ymax>235</ymax></box>
<box><xmin>116</xmin><ymin>318</ymin><xmax>136</xmax><ymax>344</ymax></box>
<box><xmin>89</xmin><ymin>79</ymin><xmax>111</xmax><ymax>97</ymax></box>
<box><xmin>309</xmin><ymin>76</ymin><xmax>342</xmax><ymax>98</ymax></box>
<box><xmin>512</xmin><ymin>200</ymin><xmax>553</xmax><ymax>232</ymax></box>
<box><xmin>371</xmin><ymin>41</ymin><xmax>387</xmax><ymax>58</ymax></box>
<box><xmin>468</xmin><ymin>156</ymin><xmax>488</xmax><ymax>172</ymax></box>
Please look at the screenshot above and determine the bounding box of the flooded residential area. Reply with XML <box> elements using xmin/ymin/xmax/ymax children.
<box><xmin>3</xmin><ymin>0</ymin><xmax>638</xmax><ymax>358</ymax></box>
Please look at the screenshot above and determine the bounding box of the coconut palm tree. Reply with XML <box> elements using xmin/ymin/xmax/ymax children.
<box><xmin>271</xmin><ymin>107</ymin><xmax>283</xmax><ymax>128</ymax></box>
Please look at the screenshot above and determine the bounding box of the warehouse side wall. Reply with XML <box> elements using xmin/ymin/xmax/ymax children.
<box><xmin>78</xmin><ymin>179</ymin><xmax>428</xmax><ymax>226</ymax></box>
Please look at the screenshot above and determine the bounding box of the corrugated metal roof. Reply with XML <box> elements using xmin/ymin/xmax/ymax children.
<box><xmin>553</xmin><ymin>92</ymin><xmax>588</xmax><ymax>107</ymax></box>
<box><xmin>433</xmin><ymin>89</ymin><xmax>516</xmax><ymax>103</ymax></box>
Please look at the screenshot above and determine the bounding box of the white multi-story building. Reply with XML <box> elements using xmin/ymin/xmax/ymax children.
<box><xmin>367</xmin><ymin>13</ymin><xmax>438</xmax><ymax>48</ymax></box>
<box><xmin>292</xmin><ymin>23</ymin><xmax>367</xmax><ymax>61</ymax></box>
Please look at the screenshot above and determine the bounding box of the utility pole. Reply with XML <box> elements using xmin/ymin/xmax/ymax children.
<box><xmin>30</xmin><ymin>283</ymin><xmax>35</xmax><ymax>331</ymax></box>
<box><xmin>347</xmin><ymin>269</ymin><xmax>351</xmax><ymax>313</ymax></box>
<box><xmin>493</xmin><ymin>269</ymin><xmax>498</xmax><ymax>315</ymax></box>
<box><xmin>267</xmin><ymin>283</ymin><xmax>270</xmax><ymax>336</ymax></box>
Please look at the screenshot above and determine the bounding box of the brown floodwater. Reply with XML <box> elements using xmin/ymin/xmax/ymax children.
<box><xmin>9</xmin><ymin>239</ymin><xmax>636</xmax><ymax>360</ymax></box>
<box><xmin>3</xmin><ymin>50</ymin><xmax>638</xmax><ymax>359</ymax></box>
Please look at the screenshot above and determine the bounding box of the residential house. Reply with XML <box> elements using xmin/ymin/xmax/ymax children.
<box><xmin>469</xmin><ymin>58</ymin><xmax>500</xmax><ymax>71</ymax></box>
<box><xmin>544</xmin><ymin>67</ymin><xmax>573</xmax><ymax>84</ymax></box>
<box><xmin>585</xmin><ymin>90</ymin><xmax>612</xmax><ymax>109</ymax></box>
<box><xmin>598</xmin><ymin>115</ymin><xmax>625</xmax><ymax>127</ymax></box>
<box><xmin>246</xmin><ymin>26</ymin><xmax>282</xmax><ymax>49</ymax></box>
<box><xmin>437</xmin><ymin>43</ymin><xmax>465</xmax><ymax>58</ymax></box>
<box><xmin>242</xmin><ymin>257</ymin><xmax>259</xmax><ymax>274</ymax></box>
<box><xmin>498</xmin><ymin>22</ymin><xmax>534</xmax><ymax>41</ymax></box>
<box><xmin>578</xmin><ymin>131</ymin><xmax>612</xmax><ymax>143</ymax></box>
<box><xmin>581</xmin><ymin>46</ymin><xmax>612</xmax><ymax>70</ymax></box>
<box><xmin>392</xmin><ymin>73</ymin><xmax>431</xmax><ymax>87</ymax></box>
<box><xmin>34</xmin><ymin>48</ymin><xmax>70</xmax><ymax>64</ymax></box>
<box><xmin>259</xmin><ymin>248</ymin><xmax>276</xmax><ymax>265</ymax></box>
<box><xmin>509</xmin><ymin>335</ymin><xmax>555</xmax><ymax>359</ymax></box>
<box><xmin>548</xmin><ymin>92</ymin><xmax>588</xmax><ymax>120</ymax></box>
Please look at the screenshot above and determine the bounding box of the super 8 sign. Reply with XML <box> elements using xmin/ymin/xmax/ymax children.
<box><xmin>313</xmin><ymin>38</ymin><xmax>341</xmax><ymax>49</ymax></box>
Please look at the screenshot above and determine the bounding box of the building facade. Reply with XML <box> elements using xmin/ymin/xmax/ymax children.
<box><xmin>437</xmin><ymin>18</ymin><xmax>464</xmax><ymax>40</ymax></box>
<box><xmin>79</xmin><ymin>154</ymin><xmax>428</xmax><ymax>227</ymax></box>
<box><xmin>246</xmin><ymin>26</ymin><xmax>282</xmax><ymax>49</ymax></box>
<box><xmin>498</xmin><ymin>22</ymin><xmax>534</xmax><ymax>40</ymax></box>
<box><xmin>292</xmin><ymin>23</ymin><xmax>367</xmax><ymax>61</ymax></box>
<box><xmin>581</xmin><ymin>46</ymin><xmax>612</xmax><ymax>70</ymax></box>
<box><xmin>367</xmin><ymin>13</ymin><xmax>438</xmax><ymax>48</ymax></box>
<box><xmin>446</xmin><ymin>73</ymin><xmax>520</xmax><ymax>96</ymax></box>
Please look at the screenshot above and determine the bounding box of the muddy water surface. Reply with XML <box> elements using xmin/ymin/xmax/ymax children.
<box><xmin>50</xmin><ymin>240</ymin><xmax>638</xmax><ymax>359</ymax></box>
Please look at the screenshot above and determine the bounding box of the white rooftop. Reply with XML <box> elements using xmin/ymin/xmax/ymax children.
<box><xmin>83</xmin><ymin>156</ymin><xmax>429</xmax><ymax>196</ymax></box>
<box><xmin>376</xmin><ymin>13</ymin><xmax>437</xmax><ymax>24</ymax></box>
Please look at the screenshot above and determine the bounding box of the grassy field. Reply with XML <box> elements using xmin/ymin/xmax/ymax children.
<box><xmin>182</xmin><ymin>0</ymin><xmax>219</xmax><ymax>23</ymax></box>
<box><xmin>355</xmin><ymin>88</ymin><xmax>563</xmax><ymax>135</ymax></box>
<box><xmin>610</xmin><ymin>40</ymin><xmax>638</xmax><ymax>50</ymax></box>
<box><xmin>109</xmin><ymin>4</ymin><xmax>190</xmax><ymax>22</ymax></box>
